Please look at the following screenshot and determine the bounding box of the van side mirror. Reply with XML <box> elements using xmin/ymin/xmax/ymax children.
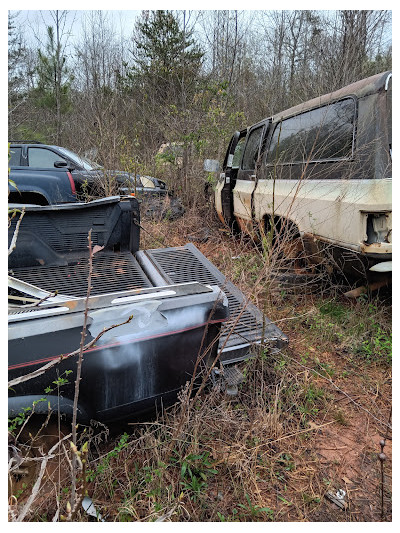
<box><xmin>203</xmin><ymin>159</ymin><xmax>220</xmax><ymax>172</ymax></box>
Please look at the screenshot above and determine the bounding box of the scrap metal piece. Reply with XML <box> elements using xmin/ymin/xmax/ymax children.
<box><xmin>8</xmin><ymin>275</ymin><xmax>72</xmax><ymax>302</ymax></box>
<box><xmin>141</xmin><ymin>243</ymin><xmax>288</xmax><ymax>363</ymax></box>
<box><xmin>213</xmin><ymin>365</ymin><xmax>245</xmax><ymax>396</ymax></box>
<box><xmin>325</xmin><ymin>489</ymin><xmax>347</xmax><ymax>510</ymax></box>
<box><xmin>370</xmin><ymin>261</ymin><xmax>392</xmax><ymax>272</ymax></box>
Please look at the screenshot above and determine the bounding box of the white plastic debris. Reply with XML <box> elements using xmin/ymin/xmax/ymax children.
<box><xmin>82</xmin><ymin>496</ymin><xmax>104</xmax><ymax>522</ymax></box>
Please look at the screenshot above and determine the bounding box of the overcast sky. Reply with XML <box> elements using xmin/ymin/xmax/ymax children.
<box><xmin>9</xmin><ymin>9</ymin><xmax>141</xmax><ymax>46</ymax></box>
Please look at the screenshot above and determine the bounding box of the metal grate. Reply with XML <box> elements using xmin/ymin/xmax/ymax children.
<box><xmin>144</xmin><ymin>244</ymin><xmax>287</xmax><ymax>363</ymax></box>
<box><xmin>9</xmin><ymin>251</ymin><xmax>151</xmax><ymax>298</ymax></box>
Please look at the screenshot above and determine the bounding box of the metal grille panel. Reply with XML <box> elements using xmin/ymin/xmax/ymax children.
<box><xmin>10</xmin><ymin>252</ymin><xmax>151</xmax><ymax>298</ymax></box>
<box><xmin>144</xmin><ymin>244</ymin><xmax>287</xmax><ymax>362</ymax></box>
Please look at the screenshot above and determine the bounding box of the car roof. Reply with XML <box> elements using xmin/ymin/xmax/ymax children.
<box><xmin>9</xmin><ymin>142</ymin><xmax>62</xmax><ymax>150</ymax></box>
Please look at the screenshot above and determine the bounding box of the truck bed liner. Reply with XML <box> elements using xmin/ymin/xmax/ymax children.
<box><xmin>10</xmin><ymin>251</ymin><xmax>152</xmax><ymax>298</ymax></box>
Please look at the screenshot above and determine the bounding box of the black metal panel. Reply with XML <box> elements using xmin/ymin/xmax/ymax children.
<box><xmin>8</xmin><ymin>197</ymin><xmax>141</xmax><ymax>269</ymax></box>
<box><xmin>143</xmin><ymin>243</ymin><xmax>288</xmax><ymax>363</ymax></box>
<box><xmin>9</xmin><ymin>300</ymin><xmax>226</xmax><ymax>423</ymax></box>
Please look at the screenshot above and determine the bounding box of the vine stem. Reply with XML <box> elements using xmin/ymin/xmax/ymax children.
<box><xmin>70</xmin><ymin>229</ymin><xmax>93</xmax><ymax>509</ymax></box>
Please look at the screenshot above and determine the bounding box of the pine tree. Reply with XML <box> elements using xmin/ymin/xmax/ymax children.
<box><xmin>8</xmin><ymin>12</ymin><xmax>28</xmax><ymax>100</ymax></box>
<box><xmin>130</xmin><ymin>10</ymin><xmax>203</xmax><ymax>106</ymax></box>
<box><xmin>31</xmin><ymin>11</ymin><xmax>73</xmax><ymax>143</ymax></box>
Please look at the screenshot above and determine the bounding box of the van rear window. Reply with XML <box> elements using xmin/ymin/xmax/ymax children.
<box><xmin>267</xmin><ymin>98</ymin><xmax>355</xmax><ymax>165</ymax></box>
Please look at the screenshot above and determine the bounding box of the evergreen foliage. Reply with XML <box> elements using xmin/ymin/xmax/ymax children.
<box><xmin>130</xmin><ymin>9</ymin><xmax>204</xmax><ymax>102</ymax></box>
<box><xmin>32</xmin><ymin>25</ymin><xmax>73</xmax><ymax>113</ymax></box>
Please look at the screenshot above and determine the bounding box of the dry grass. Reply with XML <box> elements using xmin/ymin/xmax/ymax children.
<box><xmin>8</xmin><ymin>207</ymin><xmax>392</xmax><ymax>522</ymax></box>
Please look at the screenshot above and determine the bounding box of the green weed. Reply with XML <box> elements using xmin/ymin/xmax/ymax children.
<box><xmin>237</xmin><ymin>493</ymin><xmax>274</xmax><ymax>520</ymax></box>
<box><xmin>305</xmin><ymin>297</ymin><xmax>391</xmax><ymax>365</ymax></box>
<box><xmin>14</xmin><ymin>482</ymin><xmax>28</xmax><ymax>500</ymax></box>
<box><xmin>8</xmin><ymin>398</ymin><xmax>47</xmax><ymax>433</ymax></box>
<box><xmin>231</xmin><ymin>254</ymin><xmax>263</xmax><ymax>283</ymax></box>
<box><xmin>177</xmin><ymin>451</ymin><xmax>218</xmax><ymax>502</ymax></box>
<box><xmin>44</xmin><ymin>370</ymin><xmax>73</xmax><ymax>394</ymax></box>
<box><xmin>86</xmin><ymin>432</ymin><xmax>130</xmax><ymax>482</ymax></box>
<box><xmin>302</xmin><ymin>493</ymin><xmax>321</xmax><ymax>505</ymax></box>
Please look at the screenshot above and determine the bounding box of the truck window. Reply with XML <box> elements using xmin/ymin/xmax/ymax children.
<box><xmin>242</xmin><ymin>126</ymin><xmax>264</xmax><ymax>170</ymax></box>
<box><xmin>267</xmin><ymin>98</ymin><xmax>355</xmax><ymax>165</ymax></box>
<box><xmin>9</xmin><ymin>147</ymin><xmax>22</xmax><ymax>166</ymax></box>
<box><xmin>28</xmin><ymin>147</ymin><xmax>67</xmax><ymax>168</ymax></box>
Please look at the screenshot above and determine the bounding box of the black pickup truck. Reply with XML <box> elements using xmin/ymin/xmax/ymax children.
<box><xmin>8</xmin><ymin>196</ymin><xmax>287</xmax><ymax>424</ymax></box>
<box><xmin>8</xmin><ymin>141</ymin><xmax>168</xmax><ymax>205</ymax></box>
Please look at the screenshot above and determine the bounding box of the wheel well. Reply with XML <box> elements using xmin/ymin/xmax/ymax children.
<box><xmin>8</xmin><ymin>191</ymin><xmax>49</xmax><ymax>206</ymax></box>
<box><xmin>263</xmin><ymin>215</ymin><xmax>300</xmax><ymax>242</ymax></box>
<box><xmin>8</xmin><ymin>395</ymin><xmax>92</xmax><ymax>425</ymax></box>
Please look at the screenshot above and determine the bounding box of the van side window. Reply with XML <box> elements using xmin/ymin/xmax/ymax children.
<box><xmin>232</xmin><ymin>136</ymin><xmax>247</xmax><ymax>169</ymax></box>
<box><xmin>242</xmin><ymin>126</ymin><xmax>264</xmax><ymax>170</ymax></box>
<box><xmin>267</xmin><ymin>98</ymin><xmax>355</xmax><ymax>165</ymax></box>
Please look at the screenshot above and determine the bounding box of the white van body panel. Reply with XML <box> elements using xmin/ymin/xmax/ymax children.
<box><xmin>252</xmin><ymin>177</ymin><xmax>391</xmax><ymax>253</ymax></box>
<box><xmin>232</xmin><ymin>180</ymin><xmax>256</xmax><ymax>220</ymax></box>
<box><xmin>215</xmin><ymin>177</ymin><xmax>224</xmax><ymax>221</ymax></box>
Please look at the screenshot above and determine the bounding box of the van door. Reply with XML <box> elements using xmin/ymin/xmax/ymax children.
<box><xmin>218</xmin><ymin>131</ymin><xmax>240</xmax><ymax>226</ymax></box>
<box><xmin>218</xmin><ymin>130</ymin><xmax>247</xmax><ymax>227</ymax></box>
<box><xmin>233</xmin><ymin>121</ymin><xmax>269</xmax><ymax>232</ymax></box>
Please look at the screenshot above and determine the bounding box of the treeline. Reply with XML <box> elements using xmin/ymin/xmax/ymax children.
<box><xmin>8</xmin><ymin>10</ymin><xmax>392</xmax><ymax>206</ymax></box>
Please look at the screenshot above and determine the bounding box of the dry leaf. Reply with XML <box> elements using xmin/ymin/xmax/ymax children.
<box><xmin>92</xmin><ymin>245</ymin><xmax>104</xmax><ymax>255</ymax></box>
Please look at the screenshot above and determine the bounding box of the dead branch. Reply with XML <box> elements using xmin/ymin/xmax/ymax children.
<box><xmin>8</xmin><ymin>207</ymin><xmax>25</xmax><ymax>256</ymax></box>
<box><xmin>14</xmin><ymin>432</ymin><xmax>72</xmax><ymax>522</ymax></box>
<box><xmin>71</xmin><ymin>229</ymin><xmax>93</xmax><ymax>507</ymax></box>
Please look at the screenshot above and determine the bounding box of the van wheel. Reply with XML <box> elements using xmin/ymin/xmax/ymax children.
<box><xmin>262</xmin><ymin>217</ymin><xmax>320</xmax><ymax>277</ymax></box>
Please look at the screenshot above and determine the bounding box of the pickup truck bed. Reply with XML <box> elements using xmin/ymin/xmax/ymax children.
<box><xmin>8</xmin><ymin>197</ymin><xmax>287</xmax><ymax>422</ymax></box>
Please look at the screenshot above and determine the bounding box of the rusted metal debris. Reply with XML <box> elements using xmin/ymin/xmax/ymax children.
<box><xmin>344</xmin><ymin>277</ymin><xmax>391</xmax><ymax>298</ymax></box>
